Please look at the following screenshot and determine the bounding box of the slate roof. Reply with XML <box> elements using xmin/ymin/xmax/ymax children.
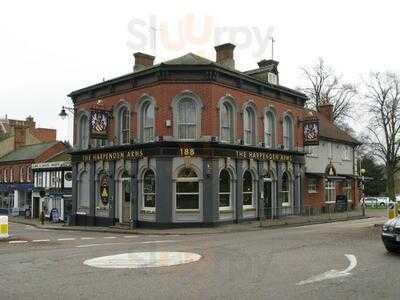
<box><xmin>0</xmin><ymin>141</ymin><xmax>60</xmax><ymax>163</ymax></box>
<box><xmin>163</xmin><ymin>53</ymin><xmax>215</xmax><ymax>65</ymax></box>
<box><xmin>306</xmin><ymin>110</ymin><xmax>360</xmax><ymax>145</ymax></box>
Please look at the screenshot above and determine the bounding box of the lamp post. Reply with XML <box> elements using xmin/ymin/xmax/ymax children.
<box><xmin>360</xmin><ymin>168</ymin><xmax>366</xmax><ymax>217</ymax></box>
<box><xmin>58</xmin><ymin>106</ymin><xmax>74</xmax><ymax>120</ymax></box>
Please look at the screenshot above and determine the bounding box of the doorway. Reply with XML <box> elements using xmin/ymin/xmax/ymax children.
<box><xmin>263</xmin><ymin>179</ymin><xmax>272</xmax><ymax>218</ymax></box>
<box><xmin>119</xmin><ymin>171</ymin><xmax>131</xmax><ymax>223</ymax></box>
<box><xmin>33</xmin><ymin>197</ymin><xmax>40</xmax><ymax>218</ymax></box>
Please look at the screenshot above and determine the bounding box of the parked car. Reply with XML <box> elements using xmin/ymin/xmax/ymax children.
<box><xmin>361</xmin><ymin>197</ymin><xmax>378</xmax><ymax>207</ymax></box>
<box><xmin>382</xmin><ymin>216</ymin><xmax>400</xmax><ymax>252</ymax></box>
<box><xmin>376</xmin><ymin>197</ymin><xmax>396</xmax><ymax>207</ymax></box>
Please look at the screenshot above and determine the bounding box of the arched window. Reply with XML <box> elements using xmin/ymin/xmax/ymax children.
<box><xmin>283</xmin><ymin>115</ymin><xmax>293</xmax><ymax>150</ymax></box>
<box><xmin>27</xmin><ymin>167</ymin><xmax>31</xmax><ymax>182</ymax></box>
<box><xmin>3</xmin><ymin>169</ymin><xmax>7</xmax><ymax>183</ymax></box>
<box><xmin>78</xmin><ymin>170</ymin><xmax>90</xmax><ymax>209</ymax></box>
<box><xmin>142</xmin><ymin>169</ymin><xmax>156</xmax><ymax>209</ymax></box>
<box><xmin>10</xmin><ymin>168</ymin><xmax>14</xmax><ymax>183</ymax></box>
<box><xmin>219</xmin><ymin>169</ymin><xmax>231</xmax><ymax>208</ymax></box>
<box><xmin>243</xmin><ymin>170</ymin><xmax>254</xmax><ymax>206</ymax></box>
<box><xmin>281</xmin><ymin>172</ymin><xmax>291</xmax><ymax>206</ymax></box>
<box><xmin>177</xmin><ymin>99</ymin><xmax>197</xmax><ymax>140</ymax></box>
<box><xmin>176</xmin><ymin>168</ymin><xmax>199</xmax><ymax>209</ymax></box>
<box><xmin>117</xmin><ymin>106</ymin><xmax>130</xmax><ymax>144</ymax></box>
<box><xmin>79</xmin><ymin>114</ymin><xmax>89</xmax><ymax>149</ymax></box>
<box><xmin>264</xmin><ymin>111</ymin><xmax>275</xmax><ymax>148</ymax></box>
<box><xmin>220</xmin><ymin>102</ymin><xmax>234</xmax><ymax>143</ymax></box>
<box><xmin>243</xmin><ymin>106</ymin><xmax>256</xmax><ymax>145</ymax></box>
<box><xmin>141</xmin><ymin>102</ymin><xmax>155</xmax><ymax>142</ymax></box>
<box><xmin>20</xmin><ymin>167</ymin><xmax>25</xmax><ymax>182</ymax></box>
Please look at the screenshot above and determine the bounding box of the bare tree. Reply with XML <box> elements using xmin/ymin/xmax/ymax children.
<box><xmin>300</xmin><ymin>58</ymin><xmax>357</xmax><ymax>124</ymax></box>
<box><xmin>365</xmin><ymin>72</ymin><xmax>400</xmax><ymax>200</ymax></box>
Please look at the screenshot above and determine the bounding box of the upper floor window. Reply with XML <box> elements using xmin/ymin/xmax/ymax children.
<box><xmin>264</xmin><ymin>111</ymin><xmax>275</xmax><ymax>148</ymax></box>
<box><xmin>177</xmin><ymin>98</ymin><xmax>197</xmax><ymax>140</ymax></box>
<box><xmin>10</xmin><ymin>168</ymin><xmax>14</xmax><ymax>182</ymax></box>
<box><xmin>4</xmin><ymin>169</ymin><xmax>8</xmax><ymax>182</ymax></box>
<box><xmin>283</xmin><ymin>115</ymin><xmax>293</xmax><ymax>150</ymax></box>
<box><xmin>79</xmin><ymin>114</ymin><xmax>89</xmax><ymax>149</ymax></box>
<box><xmin>117</xmin><ymin>106</ymin><xmax>130</xmax><ymax>144</ymax></box>
<box><xmin>141</xmin><ymin>102</ymin><xmax>155</xmax><ymax>142</ymax></box>
<box><xmin>20</xmin><ymin>167</ymin><xmax>25</xmax><ymax>182</ymax></box>
<box><xmin>220</xmin><ymin>102</ymin><xmax>234</xmax><ymax>143</ymax></box>
<box><xmin>342</xmin><ymin>146</ymin><xmax>351</xmax><ymax>160</ymax></box>
<box><xmin>243</xmin><ymin>106</ymin><xmax>256</xmax><ymax>146</ymax></box>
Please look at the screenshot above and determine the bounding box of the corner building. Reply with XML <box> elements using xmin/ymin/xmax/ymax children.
<box><xmin>69</xmin><ymin>44</ymin><xmax>308</xmax><ymax>227</ymax></box>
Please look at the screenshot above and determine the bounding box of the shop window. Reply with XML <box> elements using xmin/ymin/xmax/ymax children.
<box><xmin>141</xmin><ymin>102</ymin><xmax>155</xmax><ymax>142</ymax></box>
<box><xmin>177</xmin><ymin>99</ymin><xmax>197</xmax><ymax>140</ymax></box>
<box><xmin>264</xmin><ymin>111</ymin><xmax>276</xmax><ymax>148</ymax></box>
<box><xmin>220</xmin><ymin>102</ymin><xmax>234</xmax><ymax>143</ymax></box>
<box><xmin>219</xmin><ymin>169</ymin><xmax>231</xmax><ymax>209</ymax></box>
<box><xmin>78</xmin><ymin>171</ymin><xmax>90</xmax><ymax>208</ymax></box>
<box><xmin>281</xmin><ymin>172</ymin><xmax>291</xmax><ymax>206</ymax></box>
<box><xmin>324</xmin><ymin>181</ymin><xmax>336</xmax><ymax>203</ymax></box>
<box><xmin>344</xmin><ymin>180</ymin><xmax>352</xmax><ymax>201</ymax></box>
<box><xmin>142</xmin><ymin>169</ymin><xmax>155</xmax><ymax>209</ymax></box>
<box><xmin>283</xmin><ymin>115</ymin><xmax>293</xmax><ymax>150</ymax></box>
<box><xmin>243</xmin><ymin>106</ymin><xmax>256</xmax><ymax>145</ymax></box>
<box><xmin>117</xmin><ymin>106</ymin><xmax>130</xmax><ymax>144</ymax></box>
<box><xmin>176</xmin><ymin>168</ymin><xmax>199</xmax><ymax>210</ymax></box>
<box><xmin>308</xmin><ymin>178</ymin><xmax>317</xmax><ymax>193</ymax></box>
<box><xmin>243</xmin><ymin>170</ymin><xmax>254</xmax><ymax>207</ymax></box>
<box><xmin>79</xmin><ymin>114</ymin><xmax>89</xmax><ymax>149</ymax></box>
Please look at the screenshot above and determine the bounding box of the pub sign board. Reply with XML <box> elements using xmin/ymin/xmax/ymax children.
<box><xmin>100</xmin><ymin>176</ymin><xmax>110</xmax><ymax>205</ymax></box>
<box><xmin>90</xmin><ymin>110</ymin><xmax>110</xmax><ymax>138</ymax></box>
<box><xmin>303</xmin><ymin>119</ymin><xmax>320</xmax><ymax>146</ymax></box>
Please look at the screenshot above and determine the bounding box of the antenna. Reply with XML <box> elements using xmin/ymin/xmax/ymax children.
<box><xmin>269</xmin><ymin>36</ymin><xmax>275</xmax><ymax>60</ymax></box>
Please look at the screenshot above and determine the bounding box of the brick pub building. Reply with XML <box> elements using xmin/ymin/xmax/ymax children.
<box><xmin>68</xmin><ymin>44</ymin><xmax>308</xmax><ymax>227</ymax></box>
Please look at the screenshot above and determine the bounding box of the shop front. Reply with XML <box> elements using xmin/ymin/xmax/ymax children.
<box><xmin>70</xmin><ymin>142</ymin><xmax>305</xmax><ymax>227</ymax></box>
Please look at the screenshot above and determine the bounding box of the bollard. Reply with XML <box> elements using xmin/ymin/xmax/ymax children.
<box><xmin>0</xmin><ymin>216</ymin><xmax>9</xmax><ymax>239</ymax></box>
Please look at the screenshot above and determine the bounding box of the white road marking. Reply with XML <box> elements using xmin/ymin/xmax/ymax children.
<box><xmin>9</xmin><ymin>240</ymin><xmax>28</xmax><ymax>244</ymax></box>
<box><xmin>32</xmin><ymin>239</ymin><xmax>50</xmax><ymax>243</ymax></box>
<box><xmin>83</xmin><ymin>252</ymin><xmax>202</xmax><ymax>269</ymax></box>
<box><xmin>297</xmin><ymin>254</ymin><xmax>357</xmax><ymax>286</ymax></box>
<box><xmin>123</xmin><ymin>235</ymin><xmax>138</xmax><ymax>239</ymax></box>
<box><xmin>57</xmin><ymin>238</ymin><xmax>76</xmax><ymax>241</ymax></box>
<box><xmin>76</xmin><ymin>240</ymin><xmax>177</xmax><ymax>248</ymax></box>
<box><xmin>81</xmin><ymin>237</ymin><xmax>95</xmax><ymax>240</ymax></box>
<box><xmin>103</xmin><ymin>236</ymin><xmax>117</xmax><ymax>239</ymax></box>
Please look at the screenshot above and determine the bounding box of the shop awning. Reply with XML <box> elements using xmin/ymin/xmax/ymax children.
<box><xmin>0</xmin><ymin>183</ymin><xmax>33</xmax><ymax>192</ymax></box>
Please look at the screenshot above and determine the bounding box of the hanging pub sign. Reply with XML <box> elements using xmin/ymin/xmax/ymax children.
<box><xmin>90</xmin><ymin>110</ymin><xmax>110</xmax><ymax>138</ymax></box>
<box><xmin>303</xmin><ymin>118</ymin><xmax>320</xmax><ymax>146</ymax></box>
<box><xmin>100</xmin><ymin>176</ymin><xmax>110</xmax><ymax>205</ymax></box>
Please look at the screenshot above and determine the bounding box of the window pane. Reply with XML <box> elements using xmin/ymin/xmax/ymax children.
<box><xmin>219</xmin><ymin>170</ymin><xmax>230</xmax><ymax>193</ymax></box>
<box><xmin>143</xmin><ymin>170</ymin><xmax>155</xmax><ymax>193</ymax></box>
<box><xmin>178</xmin><ymin>168</ymin><xmax>197</xmax><ymax>178</ymax></box>
<box><xmin>144</xmin><ymin>194</ymin><xmax>155</xmax><ymax>207</ymax></box>
<box><xmin>177</xmin><ymin>181</ymin><xmax>199</xmax><ymax>193</ymax></box>
<box><xmin>243</xmin><ymin>193</ymin><xmax>253</xmax><ymax>206</ymax></box>
<box><xmin>243</xmin><ymin>171</ymin><xmax>252</xmax><ymax>192</ymax></box>
<box><xmin>176</xmin><ymin>194</ymin><xmax>199</xmax><ymax>209</ymax></box>
<box><xmin>219</xmin><ymin>194</ymin><xmax>230</xmax><ymax>207</ymax></box>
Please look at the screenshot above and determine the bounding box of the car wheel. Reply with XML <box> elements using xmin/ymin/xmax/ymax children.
<box><xmin>385</xmin><ymin>245</ymin><xmax>398</xmax><ymax>253</ymax></box>
<box><xmin>380</xmin><ymin>203</ymin><xmax>386</xmax><ymax>207</ymax></box>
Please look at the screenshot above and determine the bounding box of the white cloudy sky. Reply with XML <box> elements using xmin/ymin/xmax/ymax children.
<box><xmin>1</xmin><ymin>0</ymin><xmax>399</xmax><ymax>142</ymax></box>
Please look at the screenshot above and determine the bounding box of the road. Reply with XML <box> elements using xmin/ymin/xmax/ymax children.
<box><xmin>0</xmin><ymin>218</ymin><xmax>397</xmax><ymax>300</ymax></box>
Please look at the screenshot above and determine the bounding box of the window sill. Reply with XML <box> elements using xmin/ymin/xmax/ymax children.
<box><xmin>219</xmin><ymin>208</ymin><xmax>233</xmax><ymax>213</ymax></box>
<box><xmin>243</xmin><ymin>207</ymin><xmax>256</xmax><ymax>211</ymax></box>
<box><xmin>282</xmin><ymin>203</ymin><xmax>291</xmax><ymax>207</ymax></box>
<box><xmin>176</xmin><ymin>209</ymin><xmax>200</xmax><ymax>213</ymax></box>
<box><xmin>308</xmin><ymin>191</ymin><xmax>317</xmax><ymax>194</ymax></box>
<box><xmin>141</xmin><ymin>209</ymin><xmax>155</xmax><ymax>214</ymax></box>
<box><xmin>325</xmin><ymin>201</ymin><xmax>335</xmax><ymax>204</ymax></box>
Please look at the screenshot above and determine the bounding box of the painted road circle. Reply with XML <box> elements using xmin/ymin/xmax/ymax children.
<box><xmin>83</xmin><ymin>252</ymin><xmax>202</xmax><ymax>269</ymax></box>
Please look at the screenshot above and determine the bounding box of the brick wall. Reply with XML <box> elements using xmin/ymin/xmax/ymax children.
<box><xmin>304</xmin><ymin>177</ymin><xmax>324</xmax><ymax>208</ymax></box>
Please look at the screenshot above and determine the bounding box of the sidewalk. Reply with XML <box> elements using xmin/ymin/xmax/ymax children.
<box><xmin>7</xmin><ymin>213</ymin><xmax>377</xmax><ymax>236</ymax></box>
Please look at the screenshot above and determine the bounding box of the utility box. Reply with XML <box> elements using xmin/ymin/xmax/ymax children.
<box><xmin>0</xmin><ymin>216</ymin><xmax>9</xmax><ymax>239</ymax></box>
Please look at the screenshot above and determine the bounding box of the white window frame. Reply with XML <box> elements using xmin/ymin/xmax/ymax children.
<box><xmin>142</xmin><ymin>169</ymin><xmax>156</xmax><ymax>211</ymax></box>
<box><xmin>243</xmin><ymin>106</ymin><xmax>256</xmax><ymax>146</ymax></box>
<box><xmin>177</xmin><ymin>98</ymin><xmax>197</xmax><ymax>140</ymax></box>
<box><xmin>117</xmin><ymin>106</ymin><xmax>130</xmax><ymax>145</ymax></box>
<box><xmin>220</xmin><ymin>102</ymin><xmax>234</xmax><ymax>143</ymax></box>
<box><xmin>219</xmin><ymin>169</ymin><xmax>232</xmax><ymax>211</ymax></box>
<box><xmin>283</xmin><ymin>115</ymin><xmax>293</xmax><ymax>150</ymax></box>
<box><xmin>175</xmin><ymin>169</ymin><xmax>200</xmax><ymax>212</ymax></box>
<box><xmin>10</xmin><ymin>169</ymin><xmax>13</xmax><ymax>182</ymax></box>
<box><xmin>308</xmin><ymin>178</ymin><xmax>317</xmax><ymax>193</ymax></box>
<box><xmin>264</xmin><ymin>111</ymin><xmax>275</xmax><ymax>148</ymax></box>
<box><xmin>141</xmin><ymin>102</ymin><xmax>155</xmax><ymax>143</ymax></box>
<box><xmin>281</xmin><ymin>172</ymin><xmax>291</xmax><ymax>207</ymax></box>
<box><xmin>242</xmin><ymin>170</ymin><xmax>255</xmax><ymax>208</ymax></box>
<box><xmin>79</xmin><ymin>114</ymin><xmax>89</xmax><ymax>149</ymax></box>
<box><xmin>324</xmin><ymin>181</ymin><xmax>336</xmax><ymax>204</ymax></box>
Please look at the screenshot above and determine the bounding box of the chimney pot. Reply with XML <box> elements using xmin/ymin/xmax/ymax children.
<box><xmin>133</xmin><ymin>52</ymin><xmax>155</xmax><ymax>72</ymax></box>
<box><xmin>215</xmin><ymin>43</ymin><xmax>235</xmax><ymax>69</ymax></box>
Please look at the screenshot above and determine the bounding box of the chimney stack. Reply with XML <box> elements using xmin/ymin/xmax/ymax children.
<box><xmin>215</xmin><ymin>43</ymin><xmax>235</xmax><ymax>69</ymax></box>
<box><xmin>318</xmin><ymin>103</ymin><xmax>334</xmax><ymax>123</ymax></box>
<box><xmin>133</xmin><ymin>52</ymin><xmax>155</xmax><ymax>72</ymax></box>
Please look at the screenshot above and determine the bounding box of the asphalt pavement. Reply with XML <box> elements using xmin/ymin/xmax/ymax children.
<box><xmin>0</xmin><ymin>217</ymin><xmax>397</xmax><ymax>300</ymax></box>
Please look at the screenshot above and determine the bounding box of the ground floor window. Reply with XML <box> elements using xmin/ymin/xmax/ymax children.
<box><xmin>308</xmin><ymin>178</ymin><xmax>317</xmax><ymax>193</ymax></box>
<box><xmin>219</xmin><ymin>169</ymin><xmax>231</xmax><ymax>209</ymax></box>
<box><xmin>343</xmin><ymin>180</ymin><xmax>352</xmax><ymax>201</ymax></box>
<box><xmin>78</xmin><ymin>171</ymin><xmax>90</xmax><ymax>209</ymax></box>
<box><xmin>142</xmin><ymin>169</ymin><xmax>155</xmax><ymax>209</ymax></box>
<box><xmin>243</xmin><ymin>170</ymin><xmax>253</xmax><ymax>207</ymax></box>
<box><xmin>281</xmin><ymin>172</ymin><xmax>291</xmax><ymax>206</ymax></box>
<box><xmin>325</xmin><ymin>181</ymin><xmax>336</xmax><ymax>203</ymax></box>
<box><xmin>176</xmin><ymin>168</ymin><xmax>199</xmax><ymax>210</ymax></box>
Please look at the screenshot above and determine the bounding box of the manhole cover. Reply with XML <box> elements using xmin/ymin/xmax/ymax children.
<box><xmin>83</xmin><ymin>252</ymin><xmax>202</xmax><ymax>269</ymax></box>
